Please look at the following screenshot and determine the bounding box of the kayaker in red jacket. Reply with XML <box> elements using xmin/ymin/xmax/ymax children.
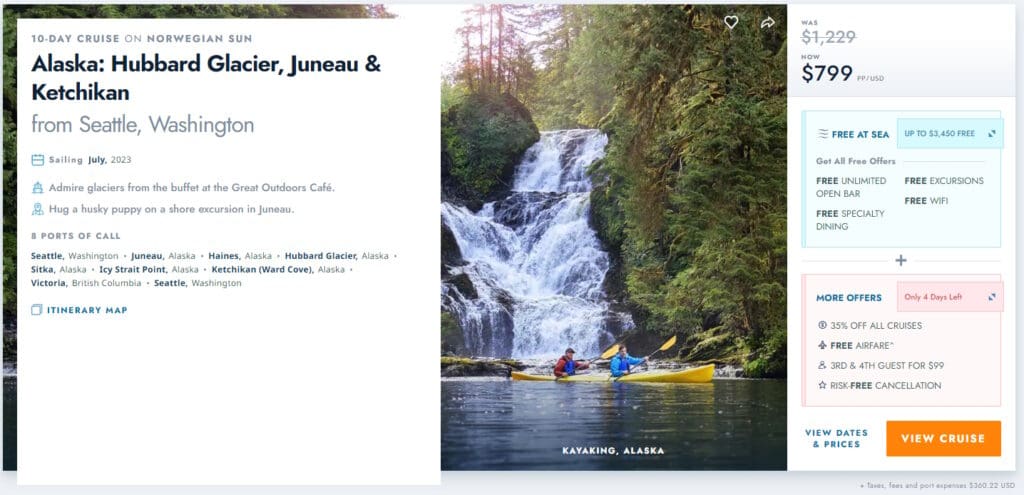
<box><xmin>554</xmin><ymin>348</ymin><xmax>590</xmax><ymax>377</ymax></box>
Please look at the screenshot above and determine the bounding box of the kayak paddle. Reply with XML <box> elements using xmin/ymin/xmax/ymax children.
<box><xmin>579</xmin><ymin>342</ymin><xmax>621</xmax><ymax>364</ymax></box>
<box><xmin>598</xmin><ymin>343</ymin><xmax>621</xmax><ymax>361</ymax></box>
<box><xmin>556</xmin><ymin>343</ymin><xmax>619</xmax><ymax>380</ymax></box>
<box><xmin>640</xmin><ymin>335</ymin><xmax>678</xmax><ymax>371</ymax></box>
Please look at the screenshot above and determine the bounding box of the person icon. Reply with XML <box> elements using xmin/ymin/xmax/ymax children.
<box><xmin>32</xmin><ymin>203</ymin><xmax>44</xmax><ymax>215</ymax></box>
<box><xmin>33</xmin><ymin>182</ymin><xmax>43</xmax><ymax>194</ymax></box>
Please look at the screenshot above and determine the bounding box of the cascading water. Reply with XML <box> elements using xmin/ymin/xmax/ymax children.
<box><xmin>441</xmin><ymin>129</ymin><xmax>633</xmax><ymax>358</ymax></box>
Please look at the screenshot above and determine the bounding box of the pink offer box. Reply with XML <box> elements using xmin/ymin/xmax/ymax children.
<box><xmin>803</xmin><ymin>274</ymin><xmax>1003</xmax><ymax>407</ymax></box>
<box><xmin>897</xmin><ymin>281</ymin><xmax>1004</xmax><ymax>312</ymax></box>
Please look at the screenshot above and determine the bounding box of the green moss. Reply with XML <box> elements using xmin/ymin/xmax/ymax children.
<box><xmin>677</xmin><ymin>327</ymin><xmax>744</xmax><ymax>365</ymax></box>
<box><xmin>440</xmin><ymin>312</ymin><xmax>465</xmax><ymax>355</ymax></box>
<box><xmin>439</xmin><ymin>356</ymin><xmax>523</xmax><ymax>368</ymax></box>
<box><xmin>743</xmin><ymin>329</ymin><xmax>786</xmax><ymax>378</ymax></box>
<box><xmin>440</xmin><ymin>356</ymin><xmax>526</xmax><ymax>377</ymax></box>
<box><xmin>440</xmin><ymin>356</ymin><xmax>475</xmax><ymax>367</ymax></box>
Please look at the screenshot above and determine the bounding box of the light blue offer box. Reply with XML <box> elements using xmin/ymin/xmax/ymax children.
<box><xmin>897</xmin><ymin>118</ymin><xmax>1004</xmax><ymax>149</ymax></box>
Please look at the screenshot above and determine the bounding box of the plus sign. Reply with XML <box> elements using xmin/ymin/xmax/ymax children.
<box><xmin>895</xmin><ymin>254</ymin><xmax>907</xmax><ymax>266</ymax></box>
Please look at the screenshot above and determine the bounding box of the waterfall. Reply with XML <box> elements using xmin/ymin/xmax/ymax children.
<box><xmin>442</xmin><ymin>129</ymin><xmax>633</xmax><ymax>358</ymax></box>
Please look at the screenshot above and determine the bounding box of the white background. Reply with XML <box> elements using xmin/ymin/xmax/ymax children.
<box><xmin>2</xmin><ymin>1</ymin><xmax>1024</xmax><ymax>494</ymax></box>
<box><xmin>787</xmin><ymin>3</ymin><xmax>1017</xmax><ymax>472</ymax></box>
<box><xmin>14</xmin><ymin>18</ymin><xmax>440</xmax><ymax>484</ymax></box>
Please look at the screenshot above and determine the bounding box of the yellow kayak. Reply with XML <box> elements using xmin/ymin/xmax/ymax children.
<box><xmin>510</xmin><ymin>364</ymin><xmax>714</xmax><ymax>383</ymax></box>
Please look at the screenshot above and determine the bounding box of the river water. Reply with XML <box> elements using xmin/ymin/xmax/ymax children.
<box><xmin>442</xmin><ymin>378</ymin><xmax>785</xmax><ymax>470</ymax></box>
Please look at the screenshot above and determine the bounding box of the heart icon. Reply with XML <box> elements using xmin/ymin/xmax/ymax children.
<box><xmin>723</xmin><ymin>15</ymin><xmax>739</xmax><ymax>30</ymax></box>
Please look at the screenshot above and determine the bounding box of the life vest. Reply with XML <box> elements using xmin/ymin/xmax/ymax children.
<box><xmin>564</xmin><ymin>358</ymin><xmax>577</xmax><ymax>375</ymax></box>
<box><xmin>613</xmin><ymin>355</ymin><xmax>631</xmax><ymax>373</ymax></box>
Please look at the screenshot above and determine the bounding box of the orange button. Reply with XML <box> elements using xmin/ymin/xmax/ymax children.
<box><xmin>887</xmin><ymin>421</ymin><xmax>1000</xmax><ymax>456</ymax></box>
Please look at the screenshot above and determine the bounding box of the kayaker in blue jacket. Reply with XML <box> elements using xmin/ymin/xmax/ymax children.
<box><xmin>609</xmin><ymin>345</ymin><xmax>647</xmax><ymax>377</ymax></box>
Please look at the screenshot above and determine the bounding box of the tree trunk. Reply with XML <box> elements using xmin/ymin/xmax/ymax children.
<box><xmin>497</xmin><ymin>7</ymin><xmax>504</xmax><ymax>93</ymax></box>
<box><xmin>487</xmin><ymin>5</ymin><xmax>494</xmax><ymax>89</ymax></box>
<box><xmin>478</xmin><ymin>7</ymin><xmax>484</xmax><ymax>86</ymax></box>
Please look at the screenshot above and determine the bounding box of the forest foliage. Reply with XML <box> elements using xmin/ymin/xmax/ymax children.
<box><xmin>443</xmin><ymin>5</ymin><xmax>787</xmax><ymax>377</ymax></box>
<box><xmin>441</xmin><ymin>5</ymin><xmax>540</xmax><ymax>206</ymax></box>
<box><xmin>442</xmin><ymin>91</ymin><xmax>538</xmax><ymax>206</ymax></box>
